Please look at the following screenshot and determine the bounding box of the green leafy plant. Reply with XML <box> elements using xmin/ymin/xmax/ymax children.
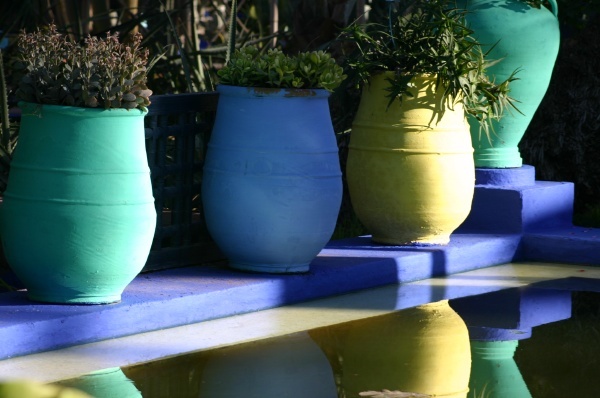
<box><xmin>217</xmin><ymin>46</ymin><xmax>346</xmax><ymax>92</ymax></box>
<box><xmin>338</xmin><ymin>0</ymin><xmax>520</xmax><ymax>138</ymax></box>
<box><xmin>13</xmin><ymin>24</ymin><xmax>155</xmax><ymax>110</ymax></box>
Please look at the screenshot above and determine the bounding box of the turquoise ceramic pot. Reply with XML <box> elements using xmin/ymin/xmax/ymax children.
<box><xmin>202</xmin><ymin>85</ymin><xmax>342</xmax><ymax>273</ymax></box>
<box><xmin>459</xmin><ymin>0</ymin><xmax>560</xmax><ymax>168</ymax></box>
<box><xmin>0</xmin><ymin>103</ymin><xmax>156</xmax><ymax>304</ymax></box>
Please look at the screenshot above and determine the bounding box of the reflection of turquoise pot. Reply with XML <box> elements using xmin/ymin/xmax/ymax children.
<box><xmin>202</xmin><ymin>85</ymin><xmax>342</xmax><ymax>273</ymax></box>
<box><xmin>458</xmin><ymin>0</ymin><xmax>560</xmax><ymax>168</ymax></box>
<box><xmin>57</xmin><ymin>367</ymin><xmax>142</xmax><ymax>398</ymax></box>
<box><xmin>469</xmin><ymin>341</ymin><xmax>532</xmax><ymax>398</ymax></box>
<box><xmin>0</xmin><ymin>103</ymin><xmax>156</xmax><ymax>304</ymax></box>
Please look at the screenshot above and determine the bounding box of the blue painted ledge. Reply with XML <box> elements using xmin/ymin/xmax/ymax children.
<box><xmin>1</xmin><ymin>165</ymin><xmax>600</xmax><ymax>360</ymax></box>
<box><xmin>0</xmin><ymin>233</ymin><xmax>521</xmax><ymax>360</ymax></box>
<box><xmin>522</xmin><ymin>226</ymin><xmax>600</xmax><ymax>264</ymax></box>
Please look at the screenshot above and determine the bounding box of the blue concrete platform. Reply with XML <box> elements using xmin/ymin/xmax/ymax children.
<box><xmin>1</xmin><ymin>165</ymin><xmax>600</xmax><ymax>361</ymax></box>
<box><xmin>522</xmin><ymin>226</ymin><xmax>600</xmax><ymax>264</ymax></box>
<box><xmin>458</xmin><ymin>166</ymin><xmax>575</xmax><ymax>233</ymax></box>
<box><xmin>0</xmin><ymin>233</ymin><xmax>521</xmax><ymax>360</ymax></box>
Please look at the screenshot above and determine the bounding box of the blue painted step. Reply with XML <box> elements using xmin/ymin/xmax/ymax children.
<box><xmin>459</xmin><ymin>166</ymin><xmax>574</xmax><ymax>233</ymax></box>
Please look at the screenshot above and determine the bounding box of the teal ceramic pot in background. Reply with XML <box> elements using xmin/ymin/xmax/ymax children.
<box><xmin>459</xmin><ymin>0</ymin><xmax>560</xmax><ymax>168</ymax></box>
<box><xmin>201</xmin><ymin>85</ymin><xmax>343</xmax><ymax>273</ymax></box>
<box><xmin>0</xmin><ymin>103</ymin><xmax>156</xmax><ymax>304</ymax></box>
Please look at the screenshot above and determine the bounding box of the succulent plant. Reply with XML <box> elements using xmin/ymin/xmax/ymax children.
<box><xmin>217</xmin><ymin>46</ymin><xmax>346</xmax><ymax>92</ymax></box>
<box><xmin>13</xmin><ymin>24</ymin><xmax>153</xmax><ymax>110</ymax></box>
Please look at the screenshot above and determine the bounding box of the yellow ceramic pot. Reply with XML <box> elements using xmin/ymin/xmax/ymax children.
<box><xmin>347</xmin><ymin>73</ymin><xmax>475</xmax><ymax>245</ymax></box>
<box><xmin>311</xmin><ymin>300</ymin><xmax>472</xmax><ymax>397</ymax></box>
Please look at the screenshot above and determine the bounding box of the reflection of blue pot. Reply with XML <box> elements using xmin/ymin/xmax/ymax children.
<box><xmin>57</xmin><ymin>367</ymin><xmax>142</xmax><ymax>398</ymax></box>
<box><xmin>199</xmin><ymin>332</ymin><xmax>337</xmax><ymax>397</ymax></box>
<box><xmin>202</xmin><ymin>85</ymin><xmax>343</xmax><ymax>273</ymax></box>
<box><xmin>458</xmin><ymin>0</ymin><xmax>560</xmax><ymax>168</ymax></box>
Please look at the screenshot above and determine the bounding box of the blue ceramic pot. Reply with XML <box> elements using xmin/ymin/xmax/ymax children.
<box><xmin>201</xmin><ymin>85</ymin><xmax>342</xmax><ymax>273</ymax></box>
<box><xmin>458</xmin><ymin>0</ymin><xmax>560</xmax><ymax>168</ymax></box>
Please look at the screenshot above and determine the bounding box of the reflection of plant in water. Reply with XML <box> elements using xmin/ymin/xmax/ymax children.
<box><xmin>469</xmin><ymin>383</ymin><xmax>493</xmax><ymax>398</ymax></box>
<box><xmin>359</xmin><ymin>386</ymin><xmax>493</xmax><ymax>398</ymax></box>
<box><xmin>0</xmin><ymin>277</ymin><xmax>13</xmax><ymax>291</ymax></box>
<box><xmin>360</xmin><ymin>390</ymin><xmax>430</xmax><ymax>398</ymax></box>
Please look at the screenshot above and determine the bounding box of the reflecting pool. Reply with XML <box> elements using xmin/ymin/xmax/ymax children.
<box><xmin>54</xmin><ymin>288</ymin><xmax>600</xmax><ymax>398</ymax></box>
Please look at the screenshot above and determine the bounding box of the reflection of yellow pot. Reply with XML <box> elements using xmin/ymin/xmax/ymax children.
<box><xmin>311</xmin><ymin>300</ymin><xmax>471</xmax><ymax>397</ymax></box>
<box><xmin>347</xmin><ymin>73</ymin><xmax>474</xmax><ymax>245</ymax></box>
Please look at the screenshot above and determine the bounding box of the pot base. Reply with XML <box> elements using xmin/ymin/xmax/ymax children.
<box><xmin>27</xmin><ymin>292</ymin><xmax>122</xmax><ymax>305</ymax></box>
<box><xmin>473</xmin><ymin>146</ymin><xmax>523</xmax><ymax>169</ymax></box>
<box><xmin>229</xmin><ymin>262</ymin><xmax>310</xmax><ymax>274</ymax></box>
<box><xmin>372</xmin><ymin>235</ymin><xmax>450</xmax><ymax>246</ymax></box>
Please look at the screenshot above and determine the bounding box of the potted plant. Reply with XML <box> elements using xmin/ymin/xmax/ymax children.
<box><xmin>339</xmin><ymin>0</ymin><xmax>519</xmax><ymax>245</ymax></box>
<box><xmin>201</xmin><ymin>46</ymin><xmax>346</xmax><ymax>273</ymax></box>
<box><xmin>456</xmin><ymin>0</ymin><xmax>560</xmax><ymax>168</ymax></box>
<box><xmin>0</xmin><ymin>24</ymin><xmax>157</xmax><ymax>304</ymax></box>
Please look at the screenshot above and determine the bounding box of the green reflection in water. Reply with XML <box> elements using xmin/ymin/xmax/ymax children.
<box><xmin>56</xmin><ymin>367</ymin><xmax>141</xmax><ymax>398</ymax></box>
<box><xmin>468</xmin><ymin>340</ymin><xmax>531</xmax><ymax>398</ymax></box>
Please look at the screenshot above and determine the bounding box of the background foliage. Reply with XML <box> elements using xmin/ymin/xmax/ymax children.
<box><xmin>0</xmin><ymin>0</ymin><xmax>597</xmax><ymax>223</ymax></box>
<box><xmin>520</xmin><ymin>0</ymin><xmax>600</xmax><ymax>220</ymax></box>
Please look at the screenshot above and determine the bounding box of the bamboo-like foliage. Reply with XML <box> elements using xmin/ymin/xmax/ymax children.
<box><xmin>338</xmin><ymin>0</ymin><xmax>520</xmax><ymax>139</ymax></box>
<box><xmin>0</xmin><ymin>51</ymin><xmax>13</xmax><ymax>193</ymax></box>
